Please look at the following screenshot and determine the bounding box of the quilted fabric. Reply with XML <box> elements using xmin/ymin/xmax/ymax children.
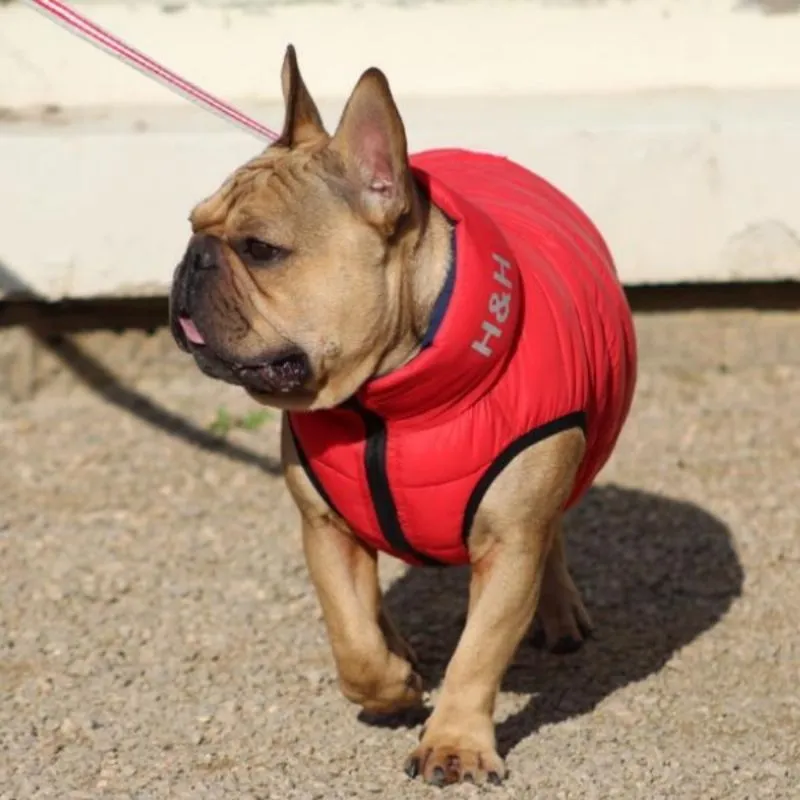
<box><xmin>288</xmin><ymin>148</ymin><xmax>637</xmax><ymax>566</ymax></box>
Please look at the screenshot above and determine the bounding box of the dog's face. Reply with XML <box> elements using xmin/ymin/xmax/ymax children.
<box><xmin>169</xmin><ymin>46</ymin><xmax>420</xmax><ymax>411</ymax></box>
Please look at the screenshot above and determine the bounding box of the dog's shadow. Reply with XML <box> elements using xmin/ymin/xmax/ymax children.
<box><xmin>378</xmin><ymin>484</ymin><xmax>744</xmax><ymax>756</ymax></box>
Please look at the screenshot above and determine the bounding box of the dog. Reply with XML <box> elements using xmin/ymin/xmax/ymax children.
<box><xmin>169</xmin><ymin>44</ymin><xmax>637</xmax><ymax>787</ymax></box>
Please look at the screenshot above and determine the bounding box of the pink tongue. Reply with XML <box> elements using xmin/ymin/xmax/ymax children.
<box><xmin>179</xmin><ymin>317</ymin><xmax>205</xmax><ymax>345</ymax></box>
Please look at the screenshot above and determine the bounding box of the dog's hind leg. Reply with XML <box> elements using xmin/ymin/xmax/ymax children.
<box><xmin>531</xmin><ymin>523</ymin><xmax>593</xmax><ymax>654</ymax></box>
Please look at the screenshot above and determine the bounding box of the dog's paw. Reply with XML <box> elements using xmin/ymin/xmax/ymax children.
<box><xmin>531</xmin><ymin>612</ymin><xmax>593</xmax><ymax>654</ymax></box>
<box><xmin>531</xmin><ymin>582</ymin><xmax>593</xmax><ymax>654</ymax></box>
<box><xmin>341</xmin><ymin>653</ymin><xmax>424</xmax><ymax>717</ymax></box>
<box><xmin>404</xmin><ymin>726</ymin><xmax>506</xmax><ymax>787</ymax></box>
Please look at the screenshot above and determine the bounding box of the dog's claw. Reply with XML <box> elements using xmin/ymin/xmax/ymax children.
<box><xmin>428</xmin><ymin>766</ymin><xmax>448</xmax><ymax>787</ymax></box>
<box><xmin>404</xmin><ymin>757</ymin><xmax>420</xmax><ymax>779</ymax></box>
<box><xmin>404</xmin><ymin>670</ymin><xmax>423</xmax><ymax>692</ymax></box>
<box><xmin>405</xmin><ymin>741</ymin><xmax>505</xmax><ymax>787</ymax></box>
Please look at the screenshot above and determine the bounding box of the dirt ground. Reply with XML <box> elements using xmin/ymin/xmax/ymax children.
<box><xmin>1</xmin><ymin>310</ymin><xmax>798</xmax><ymax>799</ymax></box>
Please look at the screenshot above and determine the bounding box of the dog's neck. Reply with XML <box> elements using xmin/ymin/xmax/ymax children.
<box><xmin>373</xmin><ymin>179</ymin><xmax>453</xmax><ymax>377</ymax></box>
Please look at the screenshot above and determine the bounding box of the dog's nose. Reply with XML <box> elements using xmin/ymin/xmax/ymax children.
<box><xmin>188</xmin><ymin>234</ymin><xmax>217</xmax><ymax>271</ymax></box>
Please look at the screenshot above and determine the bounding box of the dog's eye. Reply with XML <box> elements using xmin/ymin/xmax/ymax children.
<box><xmin>242</xmin><ymin>237</ymin><xmax>284</xmax><ymax>264</ymax></box>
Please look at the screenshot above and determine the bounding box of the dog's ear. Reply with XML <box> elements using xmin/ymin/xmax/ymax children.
<box><xmin>330</xmin><ymin>67</ymin><xmax>412</xmax><ymax>234</ymax></box>
<box><xmin>276</xmin><ymin>44</ymin><xmax>326</xmax><ymax>147</ymax></box>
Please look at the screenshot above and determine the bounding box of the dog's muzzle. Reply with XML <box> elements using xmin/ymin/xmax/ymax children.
<box><xmin>169</xmin><ymin>234</ymin><xmax>311</xmax><ymax>394</ymax></box>
<box><xmin>169</xmin><ymin>233</ymin><xmax>215</xmax><ymax>352</ymax></box>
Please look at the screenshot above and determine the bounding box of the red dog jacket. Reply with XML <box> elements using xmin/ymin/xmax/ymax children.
<box><xmin>288</xmin><ymin>148</ymin><xmax>637</xmax><ymax>567</ymax></box>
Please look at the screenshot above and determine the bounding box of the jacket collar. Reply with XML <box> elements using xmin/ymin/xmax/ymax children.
<box><xmin>351</xmin><ymin>163</ymin><xmax>524</xmax><ymax>427</ymax></box>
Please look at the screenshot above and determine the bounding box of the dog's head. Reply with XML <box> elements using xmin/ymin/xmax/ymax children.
<box><xmin>169</xmin><ymin>45</ymin><xmax>425</xmax><ymax>411</ymax></box>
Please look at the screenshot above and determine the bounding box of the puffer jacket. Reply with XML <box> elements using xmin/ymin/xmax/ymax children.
<box><xmin>287</xmin><ymin>148</ymin><xmax>637</xmax><ymax>566</ymax></box>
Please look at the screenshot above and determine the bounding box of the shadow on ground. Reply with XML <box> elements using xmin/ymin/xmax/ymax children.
<box><xmin>35</xmin><ymin>334</ymin><xmax>283</xmax><ymax>475</ymax></box>
<box><xmin>1</xmin><ymin>260</ymin><xmax>282</xmax><ymax>475</ymax></box>
<box><xmin>380</xmin><ymin>484</ymin><xmax>744</xmax><ymax>757</ymax></box>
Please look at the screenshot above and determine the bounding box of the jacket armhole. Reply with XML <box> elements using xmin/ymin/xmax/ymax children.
<box><xmin>287</xmin><ymin>417</ymin><xmax>342</xmax><ymax>518</ymax></box>
<box><xmin>460</xmin><ymin>410</ymin><xmax>587</xmax><ymax>546</ymax></box>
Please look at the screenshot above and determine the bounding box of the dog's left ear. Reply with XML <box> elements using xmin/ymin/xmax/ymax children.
<box><xmin>276</xmin><ymin>44</ymin><xmax>326</xmax><ymax>147</ymax></box>
<box><xmin>330</xmin><ymin>67</ymin><xmax>412</xmax><ymax>235</ymax></box>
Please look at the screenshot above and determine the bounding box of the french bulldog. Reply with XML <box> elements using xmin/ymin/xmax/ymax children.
<box><xmin>169</xmin><ymin>45</ymin><xmax>637</xmax><ymax>787</ymax></box>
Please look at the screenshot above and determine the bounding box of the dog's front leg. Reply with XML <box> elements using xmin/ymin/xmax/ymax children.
<box><xmin>300</xmin><ymin>516</ymin><xmax>424</xmax><ymax>713</ymax></box>
<box><xmin>405</xmin><ymin>426</ymin><xmax>586</xmax><ymax>786</ymax></box>
<box><xmin>282</xmin><ymin>420</ymin><xmax>423</xmax><ymax>716</ymax></box>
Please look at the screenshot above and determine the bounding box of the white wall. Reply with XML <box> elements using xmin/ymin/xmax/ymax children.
<box><xmin>2</xmin><ymin>0</ymin><xmax>799</xmax><ymax>299</ymax></box>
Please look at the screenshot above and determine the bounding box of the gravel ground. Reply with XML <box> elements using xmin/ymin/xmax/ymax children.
<box><xmin>1</xmin><ymin>310</ymin><xmax>799</xmax><ymax>799</ymax></box>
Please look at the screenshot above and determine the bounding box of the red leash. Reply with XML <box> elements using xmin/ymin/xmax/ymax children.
<box><xmin>22</xmin><ymin>0</ymin><xmax>280</xmax><ymax>142</ymax></box>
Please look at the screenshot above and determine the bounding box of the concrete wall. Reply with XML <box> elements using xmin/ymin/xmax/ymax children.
<box><xmin>2</xmin><ymin>0</ymin><xmax>799</xmax><ymax>299</ymax></box>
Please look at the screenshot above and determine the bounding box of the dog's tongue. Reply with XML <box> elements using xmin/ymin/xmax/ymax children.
<box><xmin>179</xmin><ymin>316</ymin><xmax>205</xmax><ymax>345</ymax></box>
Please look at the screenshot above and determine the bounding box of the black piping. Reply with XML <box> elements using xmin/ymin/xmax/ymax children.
<box><xmin>419</xmin><ymin>226</ymin><xmax>457</xmax><ymax>350</ymax></box>
<box><xmin>461</xmin><ymin>411</ymin><xmax>588</xmax><ymax>545</ymax></box>
<box><xmin>289</xmin><ymin>404</ymin><xmax>444</xmax><ymax>566</ymax></box>
<box><xmin>349</xmin><ymin>401</ymin><xmax>444</xmax><ymax>567</ymax></box>
<box><xmin>287</xmin><ymin>418</ymin><xmax>343</xmax><ymax>518</ymax></box>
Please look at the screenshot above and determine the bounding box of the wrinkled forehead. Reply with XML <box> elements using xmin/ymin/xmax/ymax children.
<box><xmin>189</xmin><ymin>143</ymin><xmax>340</xmax><ymax>235</ymax></box>
<box><xmin>189</xmin><ymin>149</ymin><xmax>283</xmax><ymax>233</ymax></box>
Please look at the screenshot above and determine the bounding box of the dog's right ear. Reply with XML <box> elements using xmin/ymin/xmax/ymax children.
<box><xmin>275</xmin><ymin>44</ymin><xmax>326</xmax><ymax>148</ymax></box>
<box><xmin>329</xmin><ymin>67</ymin><xmax>412</xmax><ymax>235</ymax></box>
